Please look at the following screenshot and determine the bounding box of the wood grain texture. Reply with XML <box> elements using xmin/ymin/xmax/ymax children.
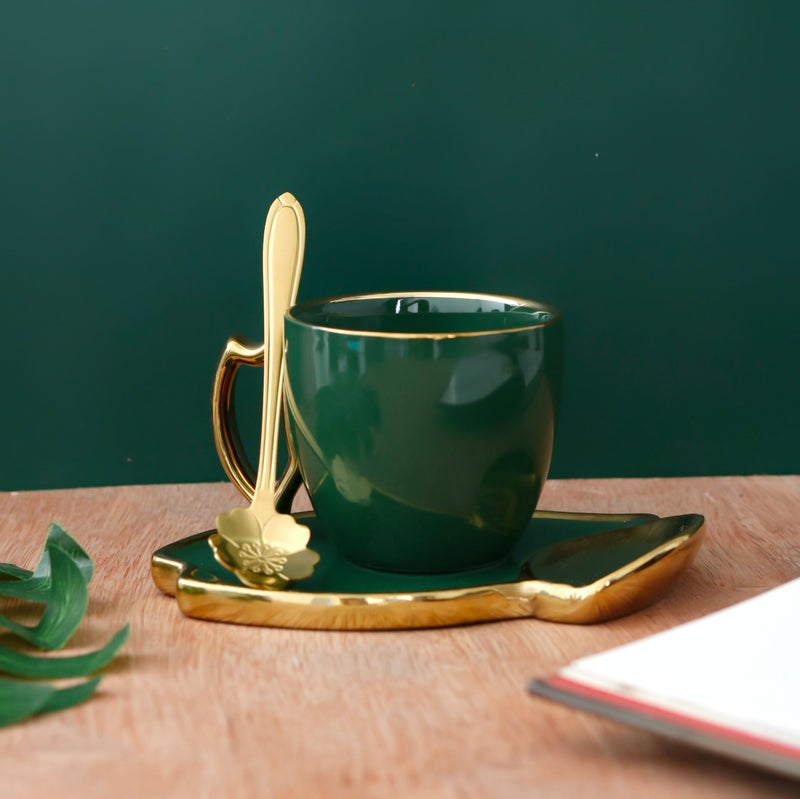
<box><xmin>1</xmin><ymin>476</ymin><xmax>798</xmax><ymax>799</ymax></box>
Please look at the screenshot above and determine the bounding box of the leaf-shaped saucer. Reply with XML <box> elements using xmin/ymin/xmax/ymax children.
<box><xmin>151</xmin><ymin>508</ymin><xmax>705</xmax><ymax>630</ymax></box>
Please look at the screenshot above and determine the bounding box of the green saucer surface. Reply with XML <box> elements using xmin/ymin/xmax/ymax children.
<box><xmin>162</xmin><ymin>512</ymin><xmax>674</xmax><ymax>594</ymax></box>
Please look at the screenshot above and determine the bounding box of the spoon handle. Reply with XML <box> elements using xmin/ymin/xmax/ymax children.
<box><xmin>251</xmin><ymin>193</ymin><xmax>305</xmax><ymax>517</ymax></box>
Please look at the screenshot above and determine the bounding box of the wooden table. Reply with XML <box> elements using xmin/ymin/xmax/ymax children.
<box><xmin>2</xmin><ymin>476</ymin><xmax>798</xmax><ymax>798</ymax></box>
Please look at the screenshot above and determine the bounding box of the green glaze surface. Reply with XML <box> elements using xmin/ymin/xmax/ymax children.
<box><xmin>284</xmin><ymin>293</ymin><xmax>563</xmax><ymax>572</ymax></box>
<box><xmin>289</xmin><ymin>294</ymin><xmax>558</xmax><ymax>334</ymax></box>
<box><xmin>159</xmin><ymin>512</ymin><xmax>666</xmax><ymax>595</ymax></box>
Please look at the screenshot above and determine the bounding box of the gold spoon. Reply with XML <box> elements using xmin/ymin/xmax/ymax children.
<box><xmin>211</xmin><ymin>193</ymin><xmax>319</xmax><ymax>589</ymax></box>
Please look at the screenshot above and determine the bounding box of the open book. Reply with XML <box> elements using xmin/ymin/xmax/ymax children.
<box><xmin>530</xmin><ymin>577</ymin><xmax>800</xmax><ymax>779</ymax></box>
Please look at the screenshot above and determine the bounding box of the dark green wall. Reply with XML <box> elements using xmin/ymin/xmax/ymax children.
<box><xmin>2</xmin><ymin>2</ymin><xmax>799</xmax><ymax>490</ymax></box>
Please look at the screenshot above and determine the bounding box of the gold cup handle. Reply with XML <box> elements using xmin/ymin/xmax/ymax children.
<box><xmin>211</xmin><ymin>335</ymin><xmax>302</xmax><ymax>513</ymax></box>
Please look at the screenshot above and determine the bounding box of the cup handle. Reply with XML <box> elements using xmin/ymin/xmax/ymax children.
<box><xmin>211</xmin><ymin>335</ymin><xmax>302</xmax><ymax>513</ymax></box>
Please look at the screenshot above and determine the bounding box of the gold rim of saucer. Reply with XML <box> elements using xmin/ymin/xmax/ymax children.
<box><xmin>151</xmin><ymin>509</ymin><xmax>705</xmax><ymax>630</ymax></box>
<box><xmin>286</xmin><ymin>290</ymin><xmax>563</xmax><ymax>339</ymax></box>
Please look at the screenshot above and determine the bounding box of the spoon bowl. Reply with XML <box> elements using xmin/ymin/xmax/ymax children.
<box><xmin>212</xmin><ymin>507</ymin><xmax>319</xmax><ymax>589</ymax></box>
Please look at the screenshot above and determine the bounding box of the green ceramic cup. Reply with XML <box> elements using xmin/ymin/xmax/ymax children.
<box><xmin>283</xmin><ymin>291</ymin><xmax>564</xmax><ymax>573</ymax></box>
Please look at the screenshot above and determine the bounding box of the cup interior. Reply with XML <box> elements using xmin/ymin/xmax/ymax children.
<box><xmin>287</xmin><ymin>292</ymin><xmax>561</xmax><ymax>335</ymax></box>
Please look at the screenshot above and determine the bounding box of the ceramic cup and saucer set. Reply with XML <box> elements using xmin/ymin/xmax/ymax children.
<box><xmin>151</xmin><ymin>194</ymin><xmax>705</xmax><ymax>630</ymax></box>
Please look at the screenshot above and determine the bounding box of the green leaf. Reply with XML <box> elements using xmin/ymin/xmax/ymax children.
<box><xmin>0</xmin><ymin>522</ymin><xmax>127</xmax><ymax>727</ymax></box>
<box><xmin>0</xmin><ymin>523</ymin><xmax>93</xmax><ymax>603</ymax></box>
<box><xmin>0</xmin><ymin>563</ymin><xmax>33</xmax><ymax>581</ymax></box>
<box><xmin>0</xmin><ymin>677</ymin><xmax>54</xmax><ymax>726</ymax></box>
<box><xmin>41</xmin><ymin>522</ymin><xmax>94</xmax><ymax>584</ymax></box>
<box><xmin>0</xmin><ymin>567</ymin><xmax>49</xmax><ymax>601</ymax></box>
<box><xmin>0</xmin><ymin>624</ymin><xmax>130</xmax><ymax>679</ymax></box>
<box><xmin>38</xmin><ymin>676</ymin><xmax>102</xmax><ymax>716</ymax></box>
<box><xmin>0</xmin><ymin>675</ymin><xmax>102</xmax><ymax>727</ymax></box>
<box><xmin>0</xmin><ymin>546</ymin><xmax>89</xmax><ymax>650</ymax></box>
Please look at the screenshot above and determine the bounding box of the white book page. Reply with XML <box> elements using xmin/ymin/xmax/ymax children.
<box><xmin>563</xmin><ymin>577</ymin><xmax>800</xmax><ymax>747</ymax></box>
